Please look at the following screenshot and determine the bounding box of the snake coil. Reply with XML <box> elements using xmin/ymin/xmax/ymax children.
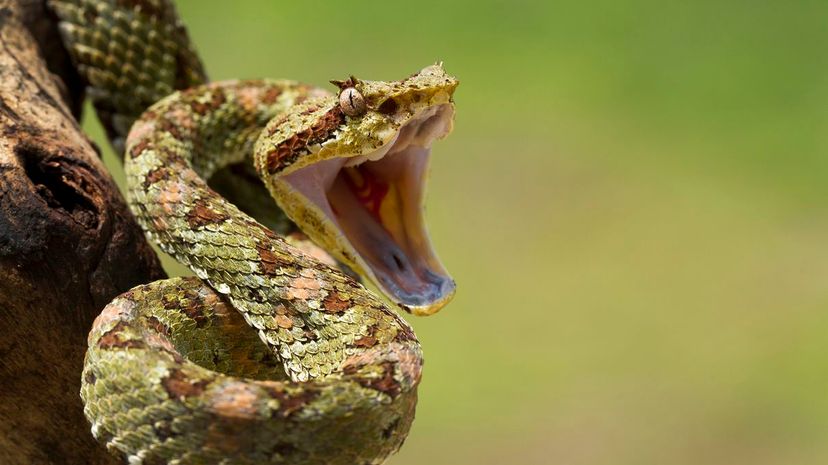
<box><xmin>50</xmin><ymin>1</ymin><xmax>458</xmax><ymax>463</ymax></box>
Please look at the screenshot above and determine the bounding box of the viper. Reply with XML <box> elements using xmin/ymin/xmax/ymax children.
<box><xmin>49</xmin><ymin>0</ymin><xmax>458</xmax><ymax>463</ymax></box>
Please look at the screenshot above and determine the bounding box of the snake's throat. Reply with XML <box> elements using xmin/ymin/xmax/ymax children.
<box><xmin>281</xmin><ymin>105</ymin><xmax>455</xmax><ymax>315</ymax></box>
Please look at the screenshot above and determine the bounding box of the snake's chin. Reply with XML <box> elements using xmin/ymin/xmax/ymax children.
<box><xmin>283</xmin><ymin>104</ymin><xmax>456</xmax><ymax>315</ymax></box>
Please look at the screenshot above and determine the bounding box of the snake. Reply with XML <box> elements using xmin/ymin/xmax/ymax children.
<box><xmin>47</xmin><ymin>1</ymin><xmax>459</xmax><ymax>463</ymax></box>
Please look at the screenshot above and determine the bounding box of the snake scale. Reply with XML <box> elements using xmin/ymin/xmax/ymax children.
<box><xmin>48</xmin><ymin>1</ymin><xmax>458</xmax><ymax>463</ymax></box>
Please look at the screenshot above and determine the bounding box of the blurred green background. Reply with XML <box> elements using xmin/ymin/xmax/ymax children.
<box><xmin>84</xmin><ymin>1</ymin><xmax>828</xmax><ymax>464</ymax></box>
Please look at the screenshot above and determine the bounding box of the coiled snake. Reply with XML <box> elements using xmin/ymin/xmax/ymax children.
<box><xmin>48</xmin><ymin>1</ymin><xmax>458</xmax><ymax>463</ymax></box>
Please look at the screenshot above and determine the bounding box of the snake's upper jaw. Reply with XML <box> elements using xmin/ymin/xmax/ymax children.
<box><xmin>275</xmin><ymin>103</ymin><xmax>457</xmax><ymax>316</ymax></box>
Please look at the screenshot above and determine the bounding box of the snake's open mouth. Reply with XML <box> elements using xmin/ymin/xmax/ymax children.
<box><xmin>281</xmin><ymin>104</ymin><xmax>456</xmax><ymax>315</ymax></box>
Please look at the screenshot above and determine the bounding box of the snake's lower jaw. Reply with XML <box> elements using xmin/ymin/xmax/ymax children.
<box><xmin>280</xmin><ymin>104</ymin><xmax>456</xmax><ymax>315</ymax></box>
<box><xmin>400</xmin><ymin>277</ymin><xmax>457</xmax><ymax>316</ymax></box>
<box><xmin>337</xmin><ymin>140</ymin><xmax>456</xmax><ymax>316</ymax></box>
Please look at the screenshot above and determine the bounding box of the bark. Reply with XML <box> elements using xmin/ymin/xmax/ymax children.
<box><xmin>0</xmin><ymin>1</ymin><xmax>166</xmax><ymax>463</ymax></box>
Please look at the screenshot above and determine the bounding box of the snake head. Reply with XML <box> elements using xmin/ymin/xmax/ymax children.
<box><xmin>254</xmin><ymin>64</ymin><xmax>459</xmax><ymax>316</ymax></box>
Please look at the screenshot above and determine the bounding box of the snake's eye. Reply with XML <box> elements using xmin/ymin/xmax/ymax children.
<box><xmin>339</xmin><ymin>88</ymin><xmax>367</xmax><ymax>117</ymax></box>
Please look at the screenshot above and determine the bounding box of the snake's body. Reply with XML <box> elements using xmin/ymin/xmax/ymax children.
<box><xmin>49</xmin><ymin>1</ymin><xmax>458</xmax><ymax>464</ymax></box>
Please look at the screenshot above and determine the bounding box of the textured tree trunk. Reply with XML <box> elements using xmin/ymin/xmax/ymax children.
<box><xmin>0</xmin><ymin>1</ymin><xmax>166</xmax><ymax>463</ymax></box>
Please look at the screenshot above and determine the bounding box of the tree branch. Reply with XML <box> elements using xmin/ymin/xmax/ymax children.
<box><xmin>0</xmin><ymin>2</ymin><xmax>166</xmax><ymax>463</ymax></box>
